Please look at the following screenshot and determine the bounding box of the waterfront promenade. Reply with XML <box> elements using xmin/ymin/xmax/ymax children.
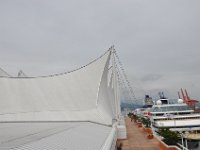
<box><xmin>117</xmin><ymin>117</ymin><xmax>160</xmax><ymax>150</ymax></box>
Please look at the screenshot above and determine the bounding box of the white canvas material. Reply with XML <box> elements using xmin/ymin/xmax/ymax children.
<box><xmin>17</xmin><ymin>70</ymin><xmax>27</xmax><ymax>77</ymax></box>
<box><xmin>0</xmin><ymin>122</ymin><xmax>114</xmax><ymax>150</ymax></box>
<box><xmin>0</xmin><ymin>49</ymin><xmax>120</xmax><ymax>126</ymax></box>
<box><xmin>0</xmin><ymin>67</ymin><xmax>11</xmax><ymax>77</ymax></box>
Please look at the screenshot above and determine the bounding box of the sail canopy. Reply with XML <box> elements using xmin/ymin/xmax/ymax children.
<box><xmin>0</xmin><ymin>49</ymin><xmax>120</xmax><ymax>125</ymax></box>
<box><xmin>17</xmin><ymin>70</ymin><xmax>27</xmax><ymax>77</ymax></box>
<box><xmin>0</xmin><ymin>67</ymin><xmax>11</xmax><ymax>77</ymax></box>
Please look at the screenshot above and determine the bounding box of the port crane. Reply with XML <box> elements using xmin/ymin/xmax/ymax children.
<box><xmin>178</xmin><ymin>88</ymin><xmax>199</xmax><ymax>109</ymax></box>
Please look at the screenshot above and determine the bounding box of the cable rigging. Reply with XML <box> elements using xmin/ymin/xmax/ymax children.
<box><xmin>112</xmin><ymin>48</ymin><xmax>139</xmax><ymax>106</ymax></box>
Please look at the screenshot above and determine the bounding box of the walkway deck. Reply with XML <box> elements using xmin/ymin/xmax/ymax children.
<box><xmin>117</xmin><ymin>117</ymin><xmax>160</xmax><ymax>150</ymax></box>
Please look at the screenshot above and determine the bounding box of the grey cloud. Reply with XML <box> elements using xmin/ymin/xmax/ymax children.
<box><xmin>141</xmin><ymin>74</ymin><xmax>163</xmax><ymax>82</ymax></box>
<box><xmin>0</xmin><ymin>0</ymin><xmax>200</xmax><ymax>99</ymax></box>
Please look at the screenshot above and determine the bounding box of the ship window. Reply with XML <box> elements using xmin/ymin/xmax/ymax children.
<box><xmin>151</xmin><ymin>105</ymin><xmax>192</xmax><ymax>112</ymax></box>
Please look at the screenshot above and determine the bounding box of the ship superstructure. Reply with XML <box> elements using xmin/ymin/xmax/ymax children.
<box><xmin>150</xmin><ymin>98</ymin><xmax>200</xmax><ymax>139</ymax></box>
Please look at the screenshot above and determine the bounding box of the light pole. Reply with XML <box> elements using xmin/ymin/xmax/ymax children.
<box><xmin>184</xmin><ymin>131</ymin><xmax>190</xmax><ymax>150</ymax></box>
<box><xmin>179</xmin><ymin>131</ymin><xmax>184</xmax><ymax>150</ymax></box>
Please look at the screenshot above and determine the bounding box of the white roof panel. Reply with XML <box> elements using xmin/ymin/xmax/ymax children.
<box><xmin>0</xmin><ymin>122</ymin><xmax>113</xmax><ymax>150</ymax></box>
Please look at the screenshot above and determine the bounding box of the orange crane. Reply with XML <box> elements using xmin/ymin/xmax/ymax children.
<box><xmin>178</xmin><ymin>88</ymin><xmax>199</xmax><ymax>109</ymax></box>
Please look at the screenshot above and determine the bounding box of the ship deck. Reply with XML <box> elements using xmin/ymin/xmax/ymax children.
<box><xmin>117</xmin><ymin>117</ymin><xmax>160</xmax><ymax>150</ymax></box>
<box><xmin>187</xmin><ymin>133</ymin><xmax>200</xmax><ymax>139</ymax></box>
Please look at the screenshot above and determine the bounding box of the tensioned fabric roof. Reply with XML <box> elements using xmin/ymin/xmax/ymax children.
<box><xmin>17</xmin><ymin>70</ymin><xmax>27</xmax><ymax>77</ymax></box>
<box><xmin>0</xmin><ymin>49</ymin><xmax>120</xmax><ymax>150</ymax></box>
<box><xmin>0</xmin><ymin>122</ymin><xmax>115</xmax><ymax>150</ymax></box>
<box><xmin>0</xmin><ymin>67</ymin><xmax>11</xmax><ymax>77</ymax></box>
<box><xmin>0</xmin><ymin>49</ymin><xmax>120</xmax><ymax>125</ymax></box>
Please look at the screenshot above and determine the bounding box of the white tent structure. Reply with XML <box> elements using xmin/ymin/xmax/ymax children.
<box><xmin>0</xmin><ymin>48</ymin><xmax>126</xmax><ymax>150</ymax></box>
<box><xmin>0</xmin><ymin>67</ymin><xmax>11</xmax><ymax>77</ymax></box>
<box><xmin>17</xmin><ymin>70</ymin><xmax>27</xmax><ymax>77</ymax></box>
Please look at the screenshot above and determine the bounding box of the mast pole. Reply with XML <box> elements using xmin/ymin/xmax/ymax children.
<box><xmin>112</xmin><ymin>45</ymin><xmax>121</xmax><ymax>120</ymax></box>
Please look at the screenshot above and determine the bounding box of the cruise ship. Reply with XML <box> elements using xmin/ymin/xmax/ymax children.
<box><xmin>150</xmin><ymin>98</ymin><xmax>200</xmax><ymax>139</ymax></box>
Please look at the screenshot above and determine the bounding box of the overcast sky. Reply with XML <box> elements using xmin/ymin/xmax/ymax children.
<box><xmin>0</xmin><ymin>0</ymin><xmax>200</xmax><ymax>100</ymax></box>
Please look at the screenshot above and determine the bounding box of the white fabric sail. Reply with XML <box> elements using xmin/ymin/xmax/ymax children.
<box><xmin>17</xmin><ymin>70</ymin><xmax>27</xmax><ymax>77</ymax></box>
<box><xmin>0</xmin><ymin>67</ymin><xmax>11</xmax><ymax>77</ymax></box>
<box><xmin>0</xmin><ymin>49</ymin><xmax>120</xmax><ymax>125</ymax></box>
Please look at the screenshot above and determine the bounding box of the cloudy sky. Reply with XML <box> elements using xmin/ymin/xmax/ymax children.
<box><xmin>0</xmin><ymin>0</ymin><xmax>200</xmax><ymax>100</ymax></box>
